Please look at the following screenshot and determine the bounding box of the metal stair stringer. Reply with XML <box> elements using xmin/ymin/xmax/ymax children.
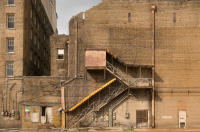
<box><xmin>68</xmin><ymin>82</ymin><xmax>128</xmax><ymax>128</ymax></box>
<box><xmin>106</xmin><ymin>61</ymin><xmax>137</xmax><ymax>87</ymax></box>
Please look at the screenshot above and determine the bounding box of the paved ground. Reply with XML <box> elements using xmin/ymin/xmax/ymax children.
<box><xmin>1</xmin><ymin>128</ymin><xmax>200</xmax><ymax>132</ymax></box>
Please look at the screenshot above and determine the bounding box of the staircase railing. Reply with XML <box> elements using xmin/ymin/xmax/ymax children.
<box><xmin>106</xmin><ymin>61</ymin><xmax>152</xmax><ymax>87</ymax></box>
<box><xmin>68</xmin><ymin>83</ymin><xmax>127</xmax><ymax>128</ymax></box>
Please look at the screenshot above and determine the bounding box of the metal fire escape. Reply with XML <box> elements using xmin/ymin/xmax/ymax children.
<box><xmin>106</xmin><ymin>61</ymin><xmax>152</xmax><ymax>88</ymax></box>
<box><xmin>67</xmin><ymin>79</ymin><xmax>128</xmax><ymax>128</ymax></box>
<box><xmin>67</xmin><ymin>51</ymin><xmax>152</xmax><ymax>128</ymax></box>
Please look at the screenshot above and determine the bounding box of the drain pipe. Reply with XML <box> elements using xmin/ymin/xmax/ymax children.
<box><xmin>151</xmin><ymin>5</ymin><xmax>156</xmax><ymax>128</ymax></box>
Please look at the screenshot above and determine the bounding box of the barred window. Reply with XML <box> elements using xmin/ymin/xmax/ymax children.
<box><xmin>8</xmin><ymin>0</ymin><xmax>14</xmax><ymax>5</ymax></box>
<box><xmin>7</xmin><ymin>38</ymin><xmax>14</xmax><ymax>53</ymax></box>
<box><xmin>7</xmin><ymin>15</ymin><xmax>15</xmax><ymax>29</ymax></box>
<box><xmin>6</xmin><ymin>61</ymin><xmax>14</xmax><ymax>77</ymax></box>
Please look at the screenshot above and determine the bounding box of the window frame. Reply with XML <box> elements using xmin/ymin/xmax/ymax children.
<box><xmin>6</xmin><ymin>61</ymin><xmax>14</xmax><ymax>77</ymax></box>
<box><xmin>7</xmin><ymin>14</ymin><xmax>15</xmax><ymax>29</ymax></box>
<box><xmin>8</xmin><ymin>0</ymin><xmax>14</xmax><ymax>5</ymax></box>
<box><xmin>7</xmin><ymin>37</ymin><xmax>14</xmax><ymax>53</ymax></box>
<box><xmin>57</xmin><ymin>49</ymin><xmax>64</xmax><ymax>60</ymax></box>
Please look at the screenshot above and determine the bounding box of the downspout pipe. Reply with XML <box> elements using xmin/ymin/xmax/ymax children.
<box><xmin>151</xmin><ymin>5</ymin><xmax>156</xmax><ymax>128</ymax></box>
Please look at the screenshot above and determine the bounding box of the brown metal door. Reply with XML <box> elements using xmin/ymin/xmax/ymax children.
<box><xmin>136</xmin><ymin>110</ymin><xmax>148</xmax><ymax>127</ymax></box>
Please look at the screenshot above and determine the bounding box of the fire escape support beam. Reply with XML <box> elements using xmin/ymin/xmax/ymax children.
<box><xmin>151</xmin><ymin>5</ymin><xmax>156</xmax><ymax>128</ymax></box>
<box><xmin>108</xmin><ymin>92</ymin><xmax>129</xmax><ymax>127</ymax></box>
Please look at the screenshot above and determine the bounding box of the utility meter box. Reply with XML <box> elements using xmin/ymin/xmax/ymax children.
<box><xmin>179</xmin><ymin>110</ymin><xmax>186</xmax><ymax>128</ymax></box>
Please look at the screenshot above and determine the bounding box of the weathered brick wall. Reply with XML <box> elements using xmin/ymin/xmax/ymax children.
<box><xmin>0</xmin><ymin>0</ymin><xmax>24</xmax><ymax>128</ymax></box>
<box><xmin>22</xmin><ymin>105</ymin><xmax>61</xmax><ymax>128</ymax></box>
<box><xmin>50</xmin><ymin>35</ymin><xmax>69</xmax><ymax>77</ymax></box>
<box><xmin>22</xmin><ymin>76</ymin><xmax>65</xmax><ymax>106</ymax></box>
<box><xmin>21</xmin><ymin>77</ymin><xmax>65</xmax><ymax>128</ymax></box>
<box><xmin>68</xmin><ymin>0</ymin><xmax>200</xmax><ymax>128</ymax></box>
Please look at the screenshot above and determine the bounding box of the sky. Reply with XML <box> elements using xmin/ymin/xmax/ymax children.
<box><xmin>56</xmin><ymin>0</ymin><xmax>102</xmax><ymax>35</ymax></box>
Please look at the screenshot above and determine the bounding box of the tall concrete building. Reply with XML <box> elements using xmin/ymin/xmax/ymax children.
<box><xmin>0</xmin><ymin>0</ymin><xmax>56</xmax><ymax>128</ymax></box>
<box><xmin>63</xmin><ymin>0</ymin><xmax>200</xmax><ymax>129</ymax></box>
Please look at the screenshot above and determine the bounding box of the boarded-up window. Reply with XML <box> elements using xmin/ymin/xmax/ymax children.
<box><xmin>32</xmin><ymin>112</ymin><xmax>39</xmax><ymax>122</ymax></box>
<box><xmin>136</xmin><ymin>110</ymin><xmax>148</xmax><ymax>127</ymax></box>
<box><xmin>46</xmin><ymin>107</ymin><xmax>53</xmax><ymax>123</ymax></box>
<box><xmin>24</xmin><ymin>106</ymin><xmax>31</xmax><ymax>121</ymax></box>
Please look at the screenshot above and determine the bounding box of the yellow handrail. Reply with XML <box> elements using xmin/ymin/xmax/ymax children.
<box><xmin>68</xmin><ymin>78</ymin><xmax>117</xmax><ymax>112</ymax></box>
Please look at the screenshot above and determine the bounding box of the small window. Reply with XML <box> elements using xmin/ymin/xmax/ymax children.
<box><xmin>57</xmin><ymin>49</ymin><xmax>64</xmax><ymax>59</ymax></box>
<box><xmin>7</xmin><ymin>38</ymin><xmax>14</xmax><ymax>53</ymax></box>
<box><xmin>6</xmin><ymin>61</ymin><xmax>14</xmax><ymax>77</ymax></box>
<box><xmin>128</xmin><ymin>13</ymin><xmax>131</xmax><ymax>23</ymax></box>
<box><xmin>7</xmin><ymin>14</ymin><xmax>15</xmax><ymax>29</ymax></box>
<box><xmin>41</xmin><ymin>106</ymin><xmax>46</xmax><ymax>116</ymax></box>
<box><xmin>8</xmin><ymin>0</ymin><xmax>14</xmax><ymax>5</ymax></box>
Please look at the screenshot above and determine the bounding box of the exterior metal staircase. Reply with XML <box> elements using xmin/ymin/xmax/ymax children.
<box><xmin>67</xmin><ymin>51</ymin><xmax>152</xmax><ymax>128</ymax></box>
<box><xmin>68</xmin><ymin>80</ymin><xmax>128</xmax><ymax>128</ymax></box>
<box><xmin>106</xmin><ymin>61</ymin><xmax>152</xmax><ymax>88</ymax></box>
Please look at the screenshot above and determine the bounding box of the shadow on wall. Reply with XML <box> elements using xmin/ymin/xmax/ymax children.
<box><xmin>155</xmin><ymin>72</ymin><xmax>163</xmax><ymax>83</ymax></box>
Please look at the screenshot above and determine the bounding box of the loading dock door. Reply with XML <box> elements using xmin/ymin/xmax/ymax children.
<box><xmin>136</xmin><ymin>110</ymin><xmax>148</xmax><ymax>128</ymax></box>
<box><xmin>179</xmin><ymin>110</ymin><xmax>186</xmax><ymax>128</ymax></box>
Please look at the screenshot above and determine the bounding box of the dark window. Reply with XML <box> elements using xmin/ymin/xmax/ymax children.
<box><xmin>7</xmin><ymin>15</ymin><xmax>14</xmax><ymax>29</ymax></box>
<box><xmin>6</xmin><ymin>61</ymin><xmax>14</xmax><ymax>77</ymax></box>
<box><xmin>8</xmin><ymin>0</ymin><xmax>14</xmax><ymax>5</ymax></box>
<box><xmin>41</xmin><ymin>106</ymin><xmax>46</xmax><ymax>116</ymax></box>
<box><xmin>7</xmin><ymin>38</ymin><xmax>14</xmax><ymax>53</ymax></box>
<box><xmin>128</xmin><ymin>13</ymin><xmax>131</xmax><ymax>23</ymax></box>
